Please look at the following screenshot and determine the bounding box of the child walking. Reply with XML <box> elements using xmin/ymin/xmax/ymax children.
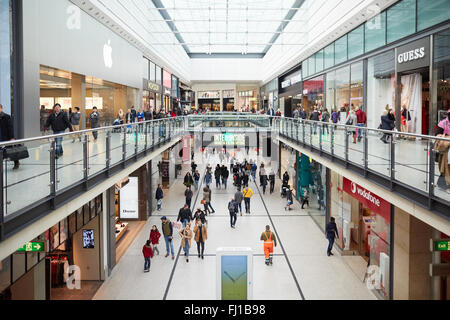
<box><xmin>150</xmin><ymin>225</ymin><xmax>161</xmax><ymax>255</ymax></box>
<box><xmin>142</xmin><ymin>240</ymin><xmax>154</xmax><ymax>273</ymax></box>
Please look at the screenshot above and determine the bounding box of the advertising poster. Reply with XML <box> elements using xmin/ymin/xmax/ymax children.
<box><xmin>119</xmin><ymin>177</ymin><xmax>139</xmax><ymax>219</ymax></box>
<box><xmin>221</xmin><ymin>255</ymin><xmax>248</xmax><ymax>300</ymax></box>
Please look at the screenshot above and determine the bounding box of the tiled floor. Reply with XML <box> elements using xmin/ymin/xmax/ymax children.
<box><xmin>51</xmin><ymin>281</ymin><xmax>103</xmax><ymax>300</ymax></box>
<box><xmin>93</xmin><ymin>150</ymin><xmax>377</xmax><ymax>300</ymax></box>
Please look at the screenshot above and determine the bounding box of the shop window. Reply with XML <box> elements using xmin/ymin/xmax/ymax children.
<box><xmin>156</xmin><ymin>65</ymin><xmax>162</xmax><ymax>85</ymax></box>
<box><xmin>387</xmin><ymin>0</ymin><xmax>416</xmax><ymax>43</ymax></box>
<box><xmin>303</xmin><ymin>76</ymin><xmax>324</xmax><ymax>114</ymax></box>
<box><xmin>367</xmin><ymin>50</ymin><xmax>395</xmax><ymax>129</ymax></box>
<box><xmin>324</xmin><ymin>43</ymin><xmax>335</xmax><ymax>69</ymax></box>
<box><xmin>150</xmin><ymin>62</ymin><xmax>156</xmax><ymax>82</ymax></box>
<box><xmin>334</xmin><ymin>35</ymin><xmax>348</xmax><ymax>65</ymax></box>
<box><xmin>302</xmin><ymin>60</ymin><xmax>309</xmax><ymax>79</ymax></box>
<box><xmin>315</xmin><ymin>50</ymin><xmax>324</xmax><ymax>73</ymax></box>
<box><xmin>433</xmin><ymin>28</ymin><xmax>450</xmax><ymax>126</ymax></box>
<box><xmin>350</xmin><ymin>62</ymin><xmax>364</xmax><ymax>109</ymax></box>
<box><xmin>335</xmin><ymin>66</ymin><xmax>350</xmax><ymax>111</ymax></box>
<box><xmin>365</xmin><ymin>11</ymin><xmax>386</xmax><ymax>53</ymax></box>
<box><xmin>348</xmin><ymin>25</ymin><xmax>364</xmax><ymax>59</ymax></box>
<box><xmin>417</xmin><ymin>0</ymin><xmax>450</xmax><ymax>31</ymax></box>
<box><xmin>0</xmin><ymin>257</ymin><xmax>11</xmax><ymax>293</ymax></box>
<box><xmin>0</xmin><ymin>0</ymin><xmax>12</xmax><ymax>114</ymax></box>
<box><xmin>142</xmin><ymin>58</ymin><xmax>149</xmax><ymax>80</ymax></box>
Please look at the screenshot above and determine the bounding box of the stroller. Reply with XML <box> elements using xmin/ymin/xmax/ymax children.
<box><xmin>113</xmin><ymin>119</ymin><xmax>123</xmax><ymax>133</ymax></box>
<box><xmin>281</xmin><ymin>184</ymin><xmax>290</xmax><ymax>198</ymax></box>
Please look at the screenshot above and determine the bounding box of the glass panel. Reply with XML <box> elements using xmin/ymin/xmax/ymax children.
<box><xmin>348</xmin><ymin>25</ymin><xmax>364</xmax><ymax>59</ymax></box>
<box><xmin>326</xmin><ymin>70</ymin><xmax>336</xmax><ymax>111</ymax></box>
<box><xmin>308</xmin><ymin>56</ymin><xmax>315</xmax><ymax>77</ymax></box>
<box><xmin>418</xmin><ymin>0</ymin><xmax>450</xmax><ymax>31</ymax></box>
<box><xmin>351</xmin><ymin>62</ymin><xmax>364</xmax><ymax>109</ymax></box>
<box><xmin>302</xmin><ymin>60</ymin><xmax>309</xmax><ymax>79</ymax></box>
<box><xmin>387</xmin><ymin>0</ymin><xmax>416</xmax><ymax>43</ymax></box>
<box><xmin>0</xmin><ymin>257</ymin><xmax>11</xmax><ymax>293</ymax></box>
<box><xmin>333</xmin><ymin>126</ymin><xmax>347</xmax><ymax>160</ymax></box>
<box><xmin>365</xmin><ymin>11</ymin><xmax>386</xmax><ymax>52</ymax></box>
<box><xmin>4</xmin><ymin>141</ymin><xmax>51</xmax><ymax>216</ymax></box>
<box><xmin>0</xmin><ymin>0</ymin><xmax>12</xmax><ymax>115</ymax></box>
<box><xmin>335</xmin><ymin>66</ymin><xmax>350</xmax><ymax>113</ymax></box>
<box><xmin>156</xmin><ymin>65</ymin><xmax>162</xmax><ymax>85</ymax></box>
<box><xmin>142</xmin><ymin>58</ymin><xmax>149</xmax><ymax>79</ymax></box>
<box><xmin>56</xmin><ymin>132</ymin><xmax>85</xmax><ymax>191</ymax></box>
<box><xmin>315</xmin><ymin>50</ymin><xmax>324</xmax><ymax>73</ymax></box>
<box><xmin>150</xmin><ymin>62</ymin><xmax>156</xmax><ymax>82</ymax></box>
<box><xmin>334</xmin><ymin>35</ymin><xmax>348</xmax><ymax>65</ymax></box>
<box><xmin>324</xmin><ymin>43</ymin><xmax>334</xmax><ymax>69</ymax></box>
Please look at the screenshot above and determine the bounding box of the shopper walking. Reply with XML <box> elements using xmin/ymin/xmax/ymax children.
<box><xmin>380</xmin><ymin>110</ymin><xmax>395</xmax><ymax>144</ymax></box>
<box><xmin>326</xmin><ymin>217</ymin><xmax>339</xmax><ymax>256</ymax></box>
<box><xmin>260</xmin><ymin>169</ymin><xmax>268</xmax><ymax>194</ymax></box>
<box><xmin>251</xmin><ymin>162</ymin><xmax>257</xmax><ymax>182</ymax></box>
<box><xmin>185</xmin><ymin>186</ymin><xmax>194</xmax><ymax>208</ymax></box>
<box><xmin>301</xmin><ymin>188</ymin><xmax>310</xmax><ymax>209</ymax></box>
<box><xmin>0</xmin><ymin>104</ymin><xmax>21</xmax><ymax>170</ymax></box>
<box><xmin>149</xmin><ymin>225</ymin><xmax>161</xmax><ymax>255</ymax></box>
<box><xmin>355</xmin><ymin>106</ymin><xmax>367</xmax><ymax>142</ymax></box>
<box><xmin>269</xmin><ymin>169</ymin><xmax>276</xmax><ymax>194</ymax></box>
<box><xmin>193</xmin><ymin>170</ymin><xmax>200</xmax><ymax>191</ymax></box>
<box><xmin>179</xmin><ymin>223</ymin><xmax>193</xmax><ymax>263</ymax></box>
<box><xmin>161</xmin><ymin>216</ymin><xmax>175</xmax><ymax>260</ymax></box>
<box><xmin>142</xmin><ymin>240</ymin><xmax>154</xmax><ymax>273</ymax></box>
<box><xmin>88</xmin><ymin>107</ymin><xmax>100</xmax><ymax>142</ymax></box>
<box><xmin>243</xmin><ymin>185</ymin><xmax>254</xmax><ymax>214</ymax></box>
<box><xmin>44</xmin><ymin>103</ymin><xmax>73</xmax><ymax>159</ymax></box>
<box><xmin>234</xmin><ymin>187</ymin><xmax>244</xmax><ymax>216</ymax></box>
<box><xmin>260</xmin><ymin>225</ymin><xmax>277</xmax><ymax>266</ymax></box>
<box><xmin>221</xmin><ymin>165</ymin><xmax>229</xmax><ymax>189</ymax></box>
<box><xmin>228</xmin><ymin>197</ymin><xmax>238</xmax><ymax>228</ymax></box>
<box><xmin>193</xmin><ymin>219</ymin><xmax>207</xmax><ymax>259</ymax></box>
<box><xmin>310</xmin><ymin>107</ymin><xmax>320</xmax><ymax>135</ymax></box>
<box><xmin>70</xmin><ymin>107</ymin><xmax>82</xmax><ymax>143</ymax></box>
<box><xmin>321</xmin><ymin>108</ymin><xmax>330</xmax><ymax>135</ymax></box>
<box><xmin>155</xmin><ymin>184</ymin><xmax>164</xmax><ymax>211</ymax></box>
<box><xmin>202</xmin><ymin>186</ymin><xmax>215</xmax><ymax>214</ymax></box>
<box><xmin>191</xmin><ymin>161</ymin><xmax>197</xmax><ymax>175</ymax></box>
<box><xmin>193</xmin><ymin>208</ymin><xmax>207</xmax><ymax>225</ymax></box>
<box><xmin>184</xmin><ymin>172</ymin><xmax>194</xmax><ymax>189</ymax></box>
<box><xmin>177</xmin><ymin>204</ymin><xmax>193</xmax><ymax>228</ymax></box>
<box><xmin>282</xmin><ymin>171</ymin><xmax>290</xmax><ymax>187</ymax></box>
<box><xmin>204</xmin><ymin>170</ymin><xmax>212</xmax><ymax>188</ymax></box>
<box><xmin>214</xmin><ymin>165</ymin><xmax>222</xmax><ymax>189</ymax></box>
<box><xmin>345</xmin><ymin>109</ymin><xmax>358</xmax><ymax>144</ymax></box>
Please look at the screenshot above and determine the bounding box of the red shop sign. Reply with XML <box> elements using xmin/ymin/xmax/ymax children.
<box><xmin>343</xmin><ymin>177</ymin><xmax>390</xmax><ymax>221</ymax></box>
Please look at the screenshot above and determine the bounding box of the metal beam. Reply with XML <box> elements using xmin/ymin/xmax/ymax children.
<box><xmin>188</xmin><ymin>52</ymin><xmax>265</xmax><ymax>59</ymax></box>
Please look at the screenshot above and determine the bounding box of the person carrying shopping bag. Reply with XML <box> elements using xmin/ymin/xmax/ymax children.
<box><xmin>179</xmin><ymin>223</ymin><xmax>193</xmax><ymax>263</ymax></box>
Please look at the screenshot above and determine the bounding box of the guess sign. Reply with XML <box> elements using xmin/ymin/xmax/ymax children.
<box><xmin>343</xmin><ymin>178</ymin><xmax>390</xmax><ymax>221</ymax></box>
<box><xmin>396</xmin><ymin>37</ymin><xmax>430</xmax><ymax>73</ymax></box>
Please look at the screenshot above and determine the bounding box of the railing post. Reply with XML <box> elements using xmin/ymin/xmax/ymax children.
<box><xmin>390</xmin><ymin>132</ymin><xmax>396</xmax><ymax>189</ymax></box>
<box><xmin>331</xmin><ymin>124</ymin><xmax>335</xmax><ymax>157</ymax></box>
<box><xmin>0</xmin><ymin>151</ymin><xmax>4</xmax><ymax>240</ymax></box>
<box><xmin>364</xmin><ymin>127</ymin><xmax>368</xmax><ymax>176</ymax></box>
<box><xmin>428</xmin><ymin>139</ymin><xmax>435</xmax><ymax>209</ymax></box>
<box><xmin>310</xmin><ymin>122</ymin><xmax>313</xmax><ymax>150</ymax></box>
<box><xmin>106</xmin><ymin>131</ymin><xmax>111</xmax><ymax>176</ymax></box>
<box><xmin>134</xmin><ymin>125</ymin><xmax>139</xmax><ymax>160</ymax></box>
<box><xmin>144</xmin><ymin>122</ymin><xmax>148</xmax><ymax>154</ymax></box>
<box><xmin>83</xmin><ymin>134</ymin><xmax>89</xmax><ymax>188</ymax></box>
<box><xmin>152</xmin><ymin>122</ymin><xmax>155</xmax><ymax>151</ymax></box>
<box><xmin>345</xmin><ymin>127</ymin><xmax>349</xmax><ymax>167</ymax></box>
<box><xmin>50</xmin><ymin>140</ymin><xmax>57</xmax><ymax>201</ymax></box>
<box><xmin>319</xmin><ymin>124</ymin><xmax>323</xmax><ymax>153</ymax></box>
<box><xmin>122</xmin><ymin>126</ymin><xmax>127</xmax><ymax>166</ymax></box>
<box><xmin>302</xmin><ymin>120</ymin><xmax>306</xmax><ymax>145</ymax></box>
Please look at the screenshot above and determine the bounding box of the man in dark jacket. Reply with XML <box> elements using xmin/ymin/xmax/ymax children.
<box><xmin>184</xmin><ymin>186</ymin><xmax>193</xmax><ymax>208</ymax></box>
<box><xmin>88</xmin><ymin>107</ymin><xmax>100</xmax><ymax>142</ymax></box>
<box><xmin>177</xmin><ymin>204</ymin><xmax>193</xmax><ymax>228</ymax></box>
<box><xmin>380</xmin><ymin>111</ymin><xmax>395</xmax><ymax>144</ymax></box>
<box><xmin>161</xmin><ymin>216</ymin><xmax>175</xmax><ymax>260</ymax></box>
<box><xmin>228</xmin><ymin>197</ymin><xmax>238</xmax><ymax>228</ymax></box>
<box><xmin>325</xmin><ymin>217</ymin><xmax>339</xmax><ymax>256</ymax></box>
<box><xmin>221</xmin><ymin>165</ymin><xmax>229</xmax><ymax>189</ymax></box>
<box><xmin>214</xmin><ymin>165</ymin><xmax>222</xmax><ymax>189</ymax></box>
<box><xmin>44</xmin><ymin>104</ymin><xmax>73</xmax><ymax>158</ymax></box>
<box><xmin>0</xmin><ymin>104</ymin><xmax>20</xmax><ymax>170</ymax></box>
<box><xmin>155</xmin><ymin>184</ymin><xmax>164</xmax><ymax>211</ymax></box>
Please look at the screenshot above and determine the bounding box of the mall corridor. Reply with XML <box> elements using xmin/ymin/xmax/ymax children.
<box><xmin>93</xmin><ymin>151</ymin><xmax>376</xmax><ymax>300</ymax></box>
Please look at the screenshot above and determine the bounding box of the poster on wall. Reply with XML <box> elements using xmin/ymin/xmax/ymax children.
<box><xmin>119</xmin><ymin>177</ymin><xmax>139</xmax><ymax>219</ymax></box>
<box><xmin>82</xmin><ymin>230</ymin><xmax>95</xmax><ymax>249</ymax></box>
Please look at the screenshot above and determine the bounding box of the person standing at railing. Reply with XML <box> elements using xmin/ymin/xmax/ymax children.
<box><xmin>292</xmin><ymin>107</ymin><xmax>299</xmax><ymax>119</ymax></box>
<box><xmin>276</xmin><ymin>109</ymin><xmax>282</xmax><ymax>117</ymax></box>
<box><xmin>355</xmin><ymin>106</ymin><xmax>367</xmax><ymax>142</ymax></box>
<box><xmin>0</xmin><ymin>104</ymin><xmax>20</xmax><ymax>170</ymax></box>
<box><xmin>435</xmin><ymin>110</ymin><xmax>450</xmax><ymax>193</ymax></box>
<box><xmin>300</xmin><ymin>108</ymin><xmax>307</xmax><ymax>120</ymax></box>
<box><xmin>321</xmin><ymin>108</ymin><xmax>330</xmax><ymax>135</ymax></box>
<box><xmin>88</xmin><ymin>107</ymin><xmax>100</xmax><ymax>142</ymax></box>
<box><xmin>70</xmin><ymin>107</ymin><xmax>82</xmax><ymax>143</ymax></box>
<box><xmin>345</xmin><ymin>110</ymin><xmax>358</xmax><ymax>144</ymax></box>
<box><xmin>44</xmin><ymin>104</ymin><xmax>73</xmax><ymax>159</ymax></box>
<box><xmin>310</xmin><ymin>107</ymin><xmax>320</xmax><ymax>135</ymax></box>
<box><xmin>331</xmin><ymin>108</ymin><xmax>340</xmax><ymax>127</ymax></box>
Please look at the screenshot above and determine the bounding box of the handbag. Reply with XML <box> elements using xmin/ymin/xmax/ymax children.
<box><xmin>3</xmin><ymin>144</ymin><xmax>29</xmax><ymax>161</ymax></box>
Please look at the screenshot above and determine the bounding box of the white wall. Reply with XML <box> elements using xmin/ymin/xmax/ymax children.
<box><xmin>190</xmin><ymin>59</ymin><xmax>262</xmax><ymax>82</ymax></box>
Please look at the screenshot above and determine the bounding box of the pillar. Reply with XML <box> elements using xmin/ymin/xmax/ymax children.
<box><xmin>130</xmin><ymin>166</ymin><xmax>149</xmax><ymax>221</ymax></box>
<box><xmin>71</xmin><ymin>73</ymin><xmax>86</xmax><ymax>129</ymax></box>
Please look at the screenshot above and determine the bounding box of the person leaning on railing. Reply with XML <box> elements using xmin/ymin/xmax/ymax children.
<box><xmin>435</xmin><ymin>109</ymin><xmax>450</xmax><ymax>194</ymax></box>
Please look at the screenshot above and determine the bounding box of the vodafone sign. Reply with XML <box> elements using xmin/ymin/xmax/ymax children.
<box><xmin>343</xmin><ymin>178</ymin><xmax>390</xmax><ymax>220</ymax></box>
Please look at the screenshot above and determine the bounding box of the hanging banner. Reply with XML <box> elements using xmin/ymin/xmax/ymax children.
<box><xmin>119</xmin><ymin>177</ymin><xmax>139</xmax><ymax>219</ymax></box>
<box><xmin>343</xmin><ymin>178</ymin><xmax>390</xmax><ymax>220</ymax></box>
<box><xmin>183</xmin><ymin>136</ymin><xmax>191</xmax><ymax>162</ymax></box>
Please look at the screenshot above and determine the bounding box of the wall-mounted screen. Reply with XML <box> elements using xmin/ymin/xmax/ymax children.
<box><xmin>82</xmin><ymin>229</ymin><xmax>95</xmax><ymax>249</ymax></box>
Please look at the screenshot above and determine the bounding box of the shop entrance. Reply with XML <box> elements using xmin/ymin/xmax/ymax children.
<box><xmin>398</xmin><ymin>67</ymin><xmax>430</xmax><ymax>135</ymax></box>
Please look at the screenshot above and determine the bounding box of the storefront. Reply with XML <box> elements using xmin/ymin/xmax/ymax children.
<box><xmin>223</xmin><ymin>90</ymin><xmax>236</xmax><ymax>111</ymax></box>
<box><xmin>163</xmin><ymin>70</ymin><xmax>173</xmax><ymax>113</ymax></box>
<box><xmin>278</xmin><ymin>66</ymin><xmax>302</xmax><ymax>117</ymax></box>
<box><xmin>180</xmin><ymin>84</ymin><xmax>195</xmax><ymax>111</ymax></box>
<box><xmin>236</xmin><ymin>86</ymin><xmax>259</xmax><ymax>112</ymax></box>
<box><xmin>260</xmin><ymin>78</ymin><xmax>279</xmax><ymax>112</ymax></box>
<box><xmin>330</xmin><ymin>171</ymin><xmax>392</xmax><ymax>299</ymax></box>
<box><xmin>302</xmin><ymin>75</ymin><xmax>324</xmax><ymax>115</ymax></box>
<box><xmin>0</xmin><ymin>195</ymin><xmax>104</xmax><ymax>300</ymax></box>
<box><xmin>198</xmin><ymin>91</ymin><xmax>221</xmax><ymax>111</ymax></box>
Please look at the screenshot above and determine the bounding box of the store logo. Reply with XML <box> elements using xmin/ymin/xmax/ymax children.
<box><xmin>66</xmin><ymin>265</ymin><xmax>81</xmax><ymax>290</ymax></box>
<box><xmin>351</xmin><ymin>182</ymin><xmax>357</xmax><ymax>194</ymax></box>
<box><xmin>353</xmin><ymin>182</ymin><xmax>381</xmax><ymax>208</ymax></box>
<box><xmin>66</xmin><ymin>5</ymin><xmax>81</xmax><ymax>30</ymax></box>
<box><xmin>397</xmin><ymin>47</ymin><xmax>426</xmax><ymax>64</ymax></box>
<box><xmin>103</xmin><ymin>40</ymin><xmax>113</xmax><ymax>69</ymax></box>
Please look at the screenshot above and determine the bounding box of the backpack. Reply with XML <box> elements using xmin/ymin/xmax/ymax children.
<box><xmin>228</xmin><ymin>202</ymin><xmax>235</xmax><ymax>212</ymax></box>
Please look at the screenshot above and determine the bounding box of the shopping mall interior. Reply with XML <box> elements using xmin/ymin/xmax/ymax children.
<box><xmin>0</xmin><ymin>0</ymin><xmax>449</xmax><ymax>307</ymax></box>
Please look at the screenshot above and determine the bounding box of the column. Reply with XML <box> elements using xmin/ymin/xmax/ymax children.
<box><xmin>130</xmin><ymin>165</ymin><xmax>149</xmax><ymax>221</ymax></box>
<box><xmin>71</xmin><ymin>73</ymin><xmax>86</xmax><ymax>129</ymax></box>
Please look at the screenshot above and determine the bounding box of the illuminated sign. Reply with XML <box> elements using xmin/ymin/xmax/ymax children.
<box><xmin>214</xmin><ymin>134</ymin><xmax>245</xmax><ymax>146</ymax></box>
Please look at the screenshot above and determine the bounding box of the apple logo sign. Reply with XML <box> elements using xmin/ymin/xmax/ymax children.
<box><xmin>103</xmin><ymin>40</ymin><xmax>113</xmax><ymax>69</ymax></box>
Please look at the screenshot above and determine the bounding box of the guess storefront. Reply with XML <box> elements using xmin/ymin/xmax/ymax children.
<box><xmin>330</xmin><ymin>172</ymin><xmax>392</xmax><ymax>300</ymax></box>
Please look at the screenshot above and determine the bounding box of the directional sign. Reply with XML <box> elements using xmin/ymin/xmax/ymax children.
<box><xmin>430</xmin><ymin>239</ymin><xmax>450</xmax><ymax>252</ymax></box>
<box><xmin>17</xmin><ymin>242</ymin><xmax>45</xmax><ymax>252</ymax></box>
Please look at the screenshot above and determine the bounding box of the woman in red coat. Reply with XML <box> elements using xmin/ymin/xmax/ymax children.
<box><xmin>142</xmin><ymin>240</ymin><xmax>154</xmax><ymax>272</ymax></box>
<box><xmin>150</xmin><ymin>225</ymin><xmax>161</xmax><ymax>255</ymax></box>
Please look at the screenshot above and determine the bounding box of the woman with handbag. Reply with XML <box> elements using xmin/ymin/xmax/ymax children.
<box><xmin>0</xmin><ymin>104</ymin><xmax>23</xmax><ymax>170</ymax></box>
<box><xmin>435</xmin><ymin>110</ymin><xmax>450</xmax><ymax>193</ymax></box>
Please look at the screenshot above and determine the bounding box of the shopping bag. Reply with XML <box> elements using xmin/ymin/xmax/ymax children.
<box><xmin>172</xmin><ymin>221</ymin><xmax>182</xmax><ymax>230</ymax></box>
<box><xmin>3</xmin><ymin>145</ymin><xmax>29</xmax><ymax>161</ymax></box>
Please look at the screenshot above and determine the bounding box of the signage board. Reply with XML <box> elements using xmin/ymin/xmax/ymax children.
<box><xmin>17</xmin><ymin>242</ymin><xmax>45</xmax><ymax>252</ymax></box>
<box><xmin>343</xmin><ymin>178</ymin><xmax>390</xmax><ymax>220</ymax></box>
<box><xmin>119</xmin><ymin>177</ymin><xmax>139</xmax><ymax>219</ymax></box>
<box><xmin>396</xmin><ymin>36</ymin><xmax>430</xmax><ymax>73</ymax></box>
<box><xmin>433</xmin><ymin>239</ymin><xmax>450</xmax><ymax>252</ymax></box>
<box><xmin>143</xmin><ymin>80</ymin><xmax>160</xmax><ymax>92</ymax></box>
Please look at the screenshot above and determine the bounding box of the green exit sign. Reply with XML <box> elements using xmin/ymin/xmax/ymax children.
<box><xmin>17</xmin><ymin>242</ymin><xmax>45</xmax><ymax>252</ymax></box>
<box><xmin>434</xmin><ymin>241</ymin><xmax>450</xmax><ymax>252</ymax></box>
